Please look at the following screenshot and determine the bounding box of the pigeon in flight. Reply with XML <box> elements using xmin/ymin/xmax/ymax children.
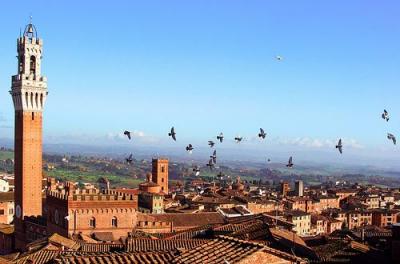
<box><xmin>126</xmin><ymin>154</ymin><xmax>133</xmax><ymax>164</ymax></box>
<box><xmin>382</xmin><ymin>109</ymin><xmax>389</xmax><ymax>122</ymax></box>
<box><xmin>217</xmin><ymin>133</ymin><xmax>224</xmax><ymax>143</ymax></box>
<box><xmin>210</xmin><ymin>150</ymin><xmax>217</xmax><ymax>164</ymax></box>
<box><xmin>168</xmin><ymin>127</ymin><xmax>176</xmax><ymax>141</ymax></box>
<box><xmin>258</xmin><ymin>128</ymin><xmax>266</xmax><ymax>139</ymax></box>
<box><xmin>124</xmin><ymin>130</ymin><xmax>131</xmax><ymax>140</ymax></box>
<box><xmin>234</xmin><ymin>136</ymin><xmax>243</xmax><ymax>143</ymax></box>
<box><xmin>267</xmin><ymin>158</ymin><xmax>271</xmax><ymax>162</ymax></box>
<box><xmin>276</xmin><ymin>55</ymin><xmax>283</xmax><ymax>61</ymax></box>
<box><xmin>336</xmin><ymin>139</ymin><xmax>343</xmax><ymax>154</ymax></box>
<box><xmin>206</xmin><ymin>158</ymin><xmax>215</xmax><ymax>170</ymax></box>
<box><xmin>286</xmin><ymin>156</ymin><xmax>294</xmax><ymax>168</ymax></box>
<box><xmin>193</xmin><ymin>166</ymin><xmax>200</xmax><ymax>176</ymax></box>
<box><xmin>186</xmin><ymin>144</ymin><xmax>194</xmax><ymax>153</ymax></box>
<box><xmin>387</xmin><ymin>133</ymin><xmax>396</xmax><ymax>145</ymax></box>
<box><xmin>208</xmin><ymin>140</ymin><xmax>215</xmax><ymax>148</ymax></box>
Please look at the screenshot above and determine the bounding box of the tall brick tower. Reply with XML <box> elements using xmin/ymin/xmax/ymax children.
<box><xmin>10</xmin><ymin>21</ymin><xmax>48</xmax><ymax>248</ymax></box>
<box><xmin>152</xmin><ymin>158</ymin><xmax>168</xmax><ymax>193</ymax></box>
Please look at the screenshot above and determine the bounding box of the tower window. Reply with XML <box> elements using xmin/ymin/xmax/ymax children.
<box><xmin>30</xmin><ymin>56</ymin><xmax>36</xmax><ymax>76</ymax></box>
<box><xmin>112</xmin><ymin>217</ymin><xmax>118</xmax><ymax>227</ymax></box>
<box><xmin>89</xmin><ymin>217</ymin><xmax>96</xmax><ymax>228</ymax></box>
<box><xmin>32</xmin><ymin>112</ymin><xmax>34</xmax><ymax>120</ymax></box>
<box><xmin>161</xmin><ymin>166</ymin><xmax>165</xmax><ymax>173</ymax></box>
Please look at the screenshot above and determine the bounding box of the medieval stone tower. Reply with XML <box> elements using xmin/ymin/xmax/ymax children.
<box><xmin>152</xmin><ymin>158</ymin><xmax>169</xmax><ymax>193</ymax></box>
<box><xmin>10</xmin><ymin>22</ymin><xmax>48</xmax><ymax>247</ymax></box>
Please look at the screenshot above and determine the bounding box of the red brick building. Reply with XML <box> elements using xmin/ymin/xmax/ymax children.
<box><xmin>46</xmin><ymin>179</ymin><xmax>138</xmax><ymax>241</ymax></box>
<box><xmin>152</xmin><ymin>158</ymin><xmax>169</xmax><ymax>193</ymax></box>
<box><xmin>372</xmin><ymin>209</ymin><xmax>399</xmax><ymax>228</ymax></box>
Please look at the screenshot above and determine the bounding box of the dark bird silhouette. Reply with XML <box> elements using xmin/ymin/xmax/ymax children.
<box><xmin>286</xmin><ymin>156</ymin><xmax>294</xmax><ymax>168</ymax></box>
<box><xmin>193</xmin><ymin>166</ymin><xmax>200</xmax><ymax>176</ymax></box>
<box><xmin>267</xmin><ymin>158</ymin><xmax>271</xmax><ymax>162</ymax></box>
<box><xmin>208</xmin><ymin>140</ymin><xmax>215</xmax><ymax>148</ymax></box>
<box><xmin>210</xmin><ymin>150</ymin><xmax>217</xmax><ymax>164</ymax></box>
<box><xmin>336</xmin><ymin>139</ymin><xmax>343</xmax><ymax>154</ymax></box>
<box><xmin>234</xmin><ymin>136</ymin><xmax>243</xmax><ymax>143</ymax></box>
<box><xmin>126</xmin><ymin>154</ymin><xmax>133</xmax><ymax>164</ymax></box>
<box><xmin>186</xmin><ymin>144</ymin><xmax>194</xmax><ymax>153</ymax></box>
<box><xmin>258</xmin><ymin>128</ymin><xmax>266</xmax><ymax>139</ymax></box>
<box><xmin>206</xmin><ymin>158</ymin><xmax>215</xmax><ymax>170</ymax></box>
<box><xmin>382</xmin><ymin>109</ymin><xmax>389</xmax><ymax>122</ymax></box>
<box><xmin>276</xmin><ymin>55</ymin><xmax>283</xmax><ymax>61</ymax></box>
<box><xmin>387</xmin><ymin>133</ymin><xmax>396</xmax><ymax>145</ymax></box>
<box><xmin>124</xmin><ymin>130</ymin><xmax>131</xmax><ymax>140</ymax></box>
<box><xmin>168</xmin><ymin>127</ymin><xmax>176</xmax><ymax>141</ymax></box>
<box><xmin>217</xmin><ymin>133</ymin><xmax>224</xmax><ymax>143</ymax></box>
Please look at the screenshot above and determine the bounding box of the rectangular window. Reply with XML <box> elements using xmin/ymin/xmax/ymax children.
<box><xmin>0</xmin><ymin>209</ymin><xmax>4</xmax><ymax>215</ymax></box>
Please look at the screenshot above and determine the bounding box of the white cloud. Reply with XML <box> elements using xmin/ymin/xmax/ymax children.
<box><xmin>276</xmin><ymin>137</ymin><xmax>364</xmax><ymax>150</ymax></box>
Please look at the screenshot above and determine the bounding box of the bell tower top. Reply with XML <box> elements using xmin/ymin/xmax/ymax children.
<box><xmin>10</xmin><ymin>19</ymin><xmax>48</xmax><ymax>112</ymax></box>
<box><xmin>23</xmin><ymin>16</ymin><xmax>38</xmax><ymax>39</ymax></box>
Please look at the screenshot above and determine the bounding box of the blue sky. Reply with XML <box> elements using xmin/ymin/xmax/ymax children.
<box><xmin>0</xmin><ymin>1</ymin><xmax>399</xmax><ymax>165</ymax></box>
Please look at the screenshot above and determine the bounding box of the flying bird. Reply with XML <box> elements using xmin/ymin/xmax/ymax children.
<box><xmin>234</xmin><ymin>136</ymin><xmax>243</xmax><ymax>143</ymax></box>
<box><xmin>193</xmin><ymin>166</ymin><xmax>200</xmax><ymax>176</ymax></box>
<box><xmin>168</xmin><ymin>127</ymin><xmax>176</xmax><ymax>141</ymax></box>
<box><xmin>336</xmin><ymin>139</ymin><xmax>343</xmax><ymax>154</ymax></box>
<box><xmin>258</xmin><ymin>128</ymin><xmax>266</xmax><ymax>139</ymax></box>
<box><xmin>382</xmin><ymin>109</ymin><xmax>389</xmax><ymax>122</ymax></box>
<box><xmin>217</xmin><ymin>133</ymin><xmax>224</xmax><ymax>143</ymax></box>
<box><xmin>126</xmin><ymin>154</ymin><xmax>133</xmax><ymax>164</ymax></box>
<box><xmin>276</xmin><ymin>55</ymin><xmax>283</xmax><ymax>61</ymax></box>
<box><xmin>208</xmin><ymin>140</ymin><xmax>215</xmax><ymax>148</ymax></box>
<box><xmin>124</xmin><ymin>130</ymin><xmax>131</xmax><ymax>140</ymax></box>
<box><xmin>206</xmin><ymin>158</ymin><xmax>215</xmax><ymax>170</ymax></box>
<box><xmin>286</xmin><ymin>156</ymin><xmax>294</xmax><ymax>168</ymax></box>
<box><xmin>186</xmin><ymin>144</ymin><xmax>194</xmax><ymax>153</ymax></box>
<box><xmin>267</xmin><ymin>158</ymin><xmax>271</xmax><ymax>162</ymax></box>
<box><xmin>210</xmin><ymin>150</ymin><xmax>217</xmax><ymax>164</ymax></box>
<box><xmin>387</xmin><ymin>133</ymin><xmax>396</xmax><ymax>145</ymax></box>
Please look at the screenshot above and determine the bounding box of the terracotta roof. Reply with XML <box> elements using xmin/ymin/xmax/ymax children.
<box><xmin>0</xmin><ymin>224</ymin><xmax>14</xmax><ymax>235</ymax></box>
<box><xmin>0</xmin><ymin>192</ymin><xmax>14</xmax><ymax>202</ymax></box>
<box><xmin>156</xmin><ymin>225</ymin><xmax>213</xmax><ymax>240</ymax></box>
<box><xmin>50</xmin><ymin>251</ymin><xmax>176</xmax><ymax>264</ymax></box>
<box><xmin>126</xmin><ymin>238</ymin><xmax>208</xmax><ymax>252</ymax></box>
<box><xmin>48</xmin><ymin>233</ymin><xmax>80</xmax><ymax>250</ymax></box>
<box><xmin>173</xmin><ymin>235</ymin><xmax>304</xmax><ymax>264</ymax></box>
<box><xmin>13</xmin><ymin>250</ymin><xmax>61</xmax><ymax>264</ymax></box>
<box><xmin>93</xmin><ymin>232</ymin><xmax>115</xmax><ymax>242</ymax></box>
<box><xmin>78</xmin><ymin>242</ymin><xmax>125</xmax><ymax>252</ymax></box>
<box><xmin>149</xmin><ymin>212</ymin><xmax>225</xmax><ymax>227</ymax></box>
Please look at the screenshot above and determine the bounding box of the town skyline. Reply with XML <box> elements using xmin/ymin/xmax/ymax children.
<box><xmin>0</xmin><ymin>1</ymin><xmax>399</xmax><ymax>167</ymax></box>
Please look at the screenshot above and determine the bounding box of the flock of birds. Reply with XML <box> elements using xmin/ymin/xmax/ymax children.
<box><xmin>122</xmin><ymin>109</ymin><xmax>395</xmax><ymax>175</ymax></box>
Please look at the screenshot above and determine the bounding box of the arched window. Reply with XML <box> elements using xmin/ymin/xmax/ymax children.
<box><xmin>30</xmin><ymin>56</ymin><xmax>36</xmax><ymax>76</ymax></box>
<box><xmin>89</xmin><ymin>217</ymin><xmax>96</xmax><ymax>228</ymax></box>
<box><xmin>112</xmin><ymin>217</ymin><xmax>118</xmax><ymax>227</ymax></box>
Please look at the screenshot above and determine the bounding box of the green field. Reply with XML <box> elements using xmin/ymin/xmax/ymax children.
<box><xmin>45</xmin><ymin>168</ymin><xmax>143</xmax><ymax>188</ymax></box>
<box><xmin>0</xmin><ymin>150</ymin><xmax>13</xmax><ymax>160</ymax></box>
